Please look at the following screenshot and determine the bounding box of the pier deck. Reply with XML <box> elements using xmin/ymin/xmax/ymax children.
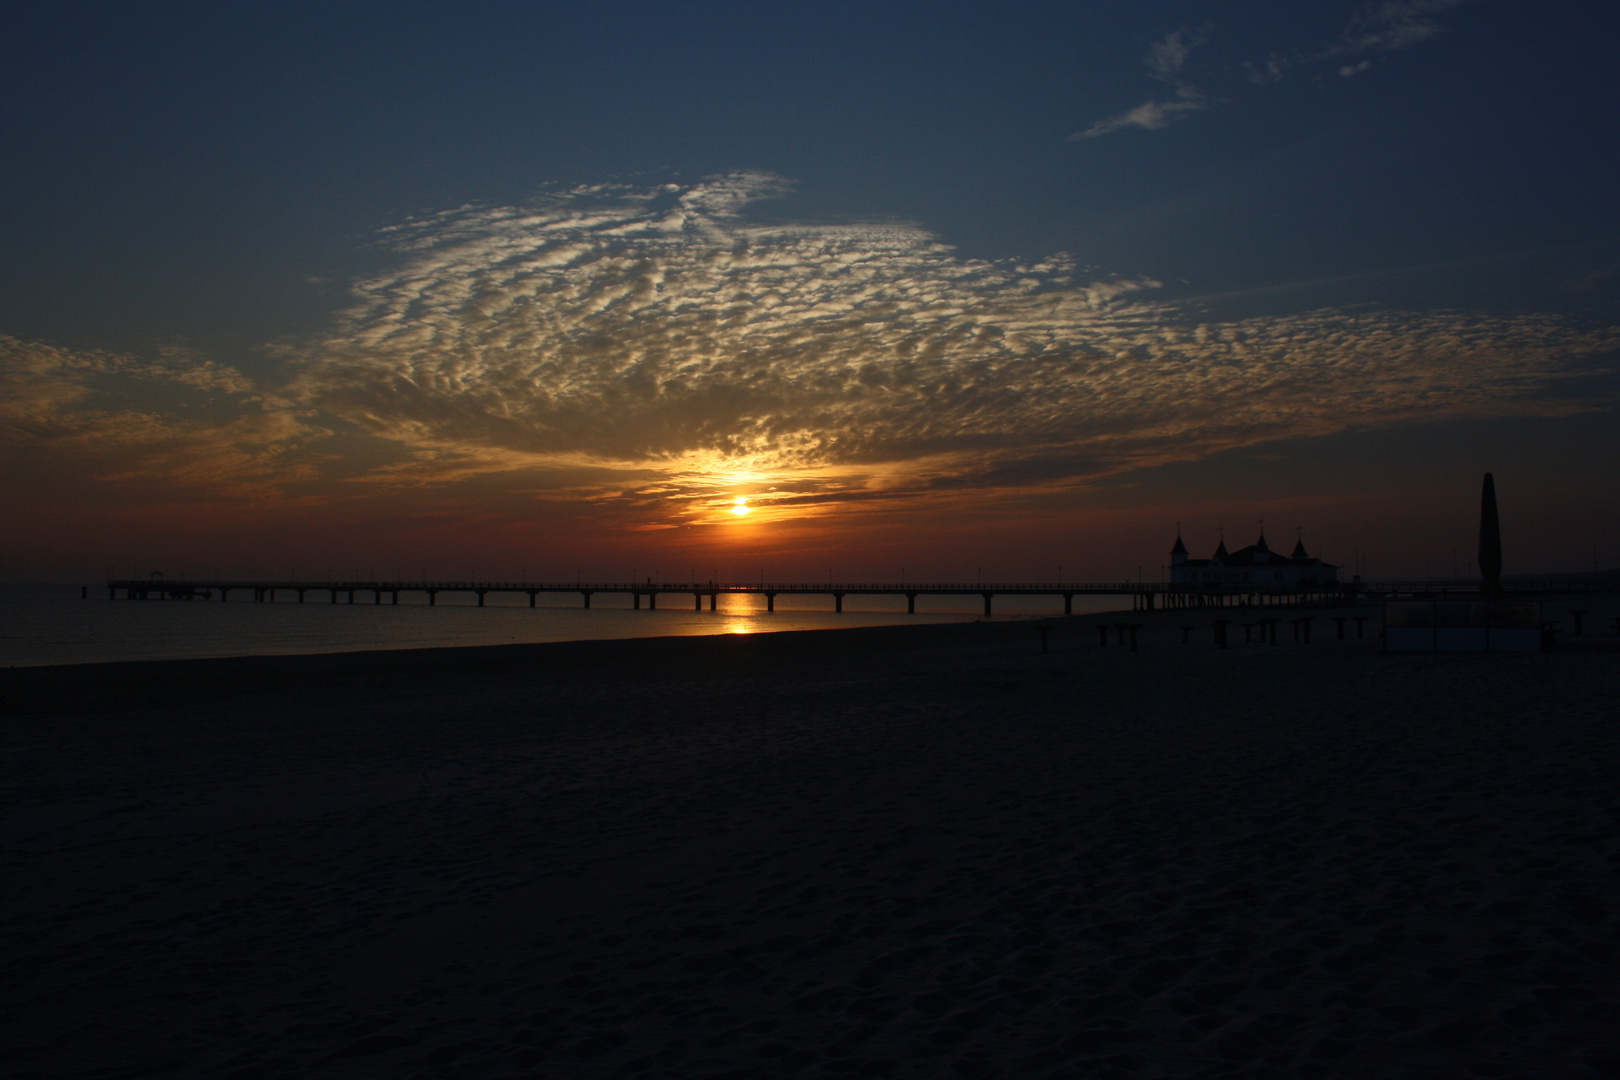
<box><xmin>102</xmin><ymin>576</ymin><xmax>1611</xmax><ymax>615</ymax></box>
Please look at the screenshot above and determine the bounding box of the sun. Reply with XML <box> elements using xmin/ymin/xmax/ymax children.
<box><xmin>731</xmin><ymin>496</ymin><xmax>751</xmax><ymax>516</ymax></box>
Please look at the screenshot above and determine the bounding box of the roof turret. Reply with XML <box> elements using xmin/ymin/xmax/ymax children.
<box><xmin>1170</xmin><ymin>534</ymin><xmax>1188</xmax><ymax>556</ymax></box>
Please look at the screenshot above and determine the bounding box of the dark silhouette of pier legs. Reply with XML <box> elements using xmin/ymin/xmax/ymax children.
<box><xmin>834</xmin><ymin>594</ymin><xmax>843</xmax><ymax>613</ymax></box>
<box><xmin>766</xmin><ymin>593</ymin><xmax>775</xmax><ymax>612</ymax></box>
<box><xmin>1063</xmin><ymin>593</ymin><xmax>1073</xmax><ymax>615</ymax></box>
<box><xmin>649</xmin><ymin>592</ymin><xmax>657</xmax><ymax>610</ymax></box>
<box><xmin>428</xmin><ymin>591</ymin><xmax>437</xmax><ymax>606</ymax></box>
<box><xmin>693</xmin><ymin>592</ymin><xmax>702</xmax><ymax>611</ymax></box>
<box><xmin>528</xmin><ymin>591</ymin><xmax>537</xmax><ymax>608</ymax></box>
<box><xmin>709</xmin><ymin>592</ymin><xmax>717</xmax><ymax>611</ymax></box>
<box><xmin>476</xmin><ymin>591</ymin><xmax>486</xmax><ymax>607</ymax></box>
<box><xmin>982</xmin><ymin>593</ymin><xmax>993</xmax><ymax>617</ymax></box>
<box><xmin>906</xmin><ymin>592</ymin><xmax>917</xmax><ymax>614</ymax></box>
<box><xmin>581</xmin><ymin>592</ymin><xmax>592</xmax><ymax>609</ymax></box>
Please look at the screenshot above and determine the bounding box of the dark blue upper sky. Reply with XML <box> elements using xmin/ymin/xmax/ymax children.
<box><xmin>7</xmin><ymin>1</ymin><xmax>1617</xmax><ymax>355</ymax></box>
<box><xmin>4</xmin><ymin>1</ymin><xmax>1619</xmax><ymax>577</ymax></box>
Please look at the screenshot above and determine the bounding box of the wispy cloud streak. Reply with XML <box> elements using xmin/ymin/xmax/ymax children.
<box><xmin>1247</xmin><ymin>0</ymin><xmax>1475</xmax><ymax>84</ymax></box>
<box><xmin>1073</xmin><ymin>28</ymin><xmax>1210</xmax><ymax>140</ymax></box>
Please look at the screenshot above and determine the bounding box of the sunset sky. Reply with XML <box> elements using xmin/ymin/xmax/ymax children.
<box><xmin>4</xmin><ymin>1</ymin><xmax>1618</xmax><ymax>582</ymax></box>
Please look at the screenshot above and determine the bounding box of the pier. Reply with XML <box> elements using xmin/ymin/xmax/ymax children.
<box><xmin>102</xmin><ymin>574</ymin><xmax>1617</xmax><ymax>614</ymax></box>
<box><xmin>99</xmin><ymin>576</ymin><xmax>1581</xmax><ymax>613</ymax></box>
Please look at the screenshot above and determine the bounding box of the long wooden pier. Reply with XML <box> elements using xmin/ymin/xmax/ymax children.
<box><xmin>102</xmin><ymin>577</ymin><xmax>1377</xmax><ymax>615</ymax></box>
<box><xmin>103</xmin><ymin>574</ymin><xmax>1617</xmax><ymax>615</ymax></box>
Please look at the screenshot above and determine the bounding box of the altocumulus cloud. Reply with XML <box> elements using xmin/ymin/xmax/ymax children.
<box><xmin>4</xmin><ymin>172</ymin><xmax>1616</xmax><ymax>522</ymax></box>
<box><xmin>0</xmin><ymin>336</ymin><xmax>319</xmax><ymax>501</ymax></box>
<box><xmin>286</xmin><ymin>172</ymin><xmax>1617</xmax><ymax>518</ymax></box>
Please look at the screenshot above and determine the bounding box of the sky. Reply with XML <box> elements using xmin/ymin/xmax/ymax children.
<box><xmin>4</xmin><ymin>0</ymin><xmax>1619</xmax><ymax>583</ymax></box>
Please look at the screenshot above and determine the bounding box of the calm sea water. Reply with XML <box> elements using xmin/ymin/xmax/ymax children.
<box><xmin>1</xmin><ymin>584</ymin><xmax>1128</xmax><ymax>667</ymax></box>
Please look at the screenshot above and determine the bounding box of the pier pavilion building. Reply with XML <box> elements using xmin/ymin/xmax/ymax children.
<box><xmin>1170</xmin><ymin>531</ymin><xmax>1339</xmax><ymax>590</ymax></box>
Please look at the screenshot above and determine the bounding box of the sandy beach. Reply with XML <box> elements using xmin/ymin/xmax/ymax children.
<box><xmin>3</xmin><ymin>602</ymin><xmax>1618</xmax><ymax>1078</ymax></box>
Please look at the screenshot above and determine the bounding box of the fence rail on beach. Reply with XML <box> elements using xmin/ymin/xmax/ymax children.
<box><xmin>104</xmin><ymin>573</ymin><xmax>1615</xmax><ymax>616</ymax></box>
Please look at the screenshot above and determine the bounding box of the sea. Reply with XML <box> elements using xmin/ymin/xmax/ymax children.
<box><xmin>1</xmin><ymin>584</ymin><xmax>1129</xmax><ymax>668</ymax></box>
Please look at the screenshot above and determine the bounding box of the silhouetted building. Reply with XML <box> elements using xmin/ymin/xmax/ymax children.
<box><xmin>1170</xmin><ymin>530</ymin><xmax>1339</xmax><ymax>588</ymax></box>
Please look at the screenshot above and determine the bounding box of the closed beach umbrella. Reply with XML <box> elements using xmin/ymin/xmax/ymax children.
<box><xmin>1479</xmin><ymin>472</ymin><xmax>1502</xmax><ymax>600</ymax></box>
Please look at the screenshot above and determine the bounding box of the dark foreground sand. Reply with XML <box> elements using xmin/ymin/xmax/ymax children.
<box><xmin>3</xmin><ymin>605</ymin><xmax>1618</xmax><ymax>1079</ymax></box>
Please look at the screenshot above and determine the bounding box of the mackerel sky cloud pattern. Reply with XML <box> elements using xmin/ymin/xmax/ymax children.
<box><xmin>285</xmin><ymin>173</ymin><xmax>1617</xmax><ymax>514</ymax></box>
<box><xmin>2</xmin><ymin>172</ymin><xmax>1613</xmax><ymax>522</ymax></box>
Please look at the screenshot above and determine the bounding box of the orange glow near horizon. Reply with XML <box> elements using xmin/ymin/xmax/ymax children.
<box><xmin>731</xmin><ymin>497</ymin><xmax>751</xmax><ymax>516</ymax></box>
